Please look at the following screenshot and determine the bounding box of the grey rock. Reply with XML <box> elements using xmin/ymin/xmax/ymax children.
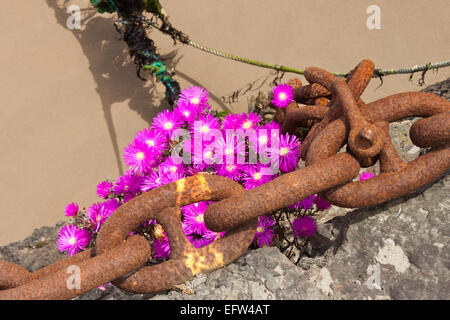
<box><xmin>151</xmin><ymin>248</ymin><xmax>326</xmax><ymax>300</ymax></box>
<box><xmin>308</xmin><ymin>173</ymin><xmax>449</xmax><ymax>299</ymax></box>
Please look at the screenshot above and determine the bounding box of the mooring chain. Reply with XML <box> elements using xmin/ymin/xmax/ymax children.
<box><xmin>1</xmin><ymin>59</ymin><xmax>449</xmax><ymax>300</ymax></box>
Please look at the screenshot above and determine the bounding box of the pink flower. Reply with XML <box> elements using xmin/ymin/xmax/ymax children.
<box><xmin>141</xmin><ymin>169</ymin><xmax>183</xmax><ymax>192</ymax></box>
<box><xmin>57</xmin><ymin>225</ymin><xmax>91</xmax><ymax>256</ymax></box>
<box><xmin>87</xmin><ymin>198</ymin><xmax>120</xmax><ymax>232</ymax></box>
<box><xmin>221</xmin><ymin>113</ymin><xmax>242</xmax><ymax>130</ymax></box>
<box><xmin>174</xmin><ymin>99</ymin><xmax>199</xmax><ymax>124</ymax></box>
<box><xmin>113</xmin><ymin>173</ymin><xmax>145</xmax><ymax>200</ymax></box>
<box><xmin>123</xmin><ymin>139</ymin><xmax>159</xmax><ymax>174</ymax></box>
<box><xmin>135</xmin><ymin>128</ymin><xmax>168</xmax><ymax>155</ymax></box>
<box><xmin>181</xmin><ymin>202</ymin><xmax>210</xmax><ymax>235</ymax></box>
<box><xmin>237</xmin><ymin>112</ymin><xmax>261</xmax><ymax>131</ymax></box>
<box><xmin>269</xmin><ymin>132</ymin><xmax>301</xmax><ymax>173</ymax></box>
<box><xmin>159</xmin><ymin>157</ymin><xmax>187</xmax><ymax>176</ymax></box>
<box><xmin>152</xmin><ymin>109</ymin><xmax>184</xmax><ymax>139</ymax></box>
<box><xmin>271</xmin><ymin>83</ymin><xmax>294</xmax><ymax>108</ymax></box>
<box><xmin>360</xmin><ymin>171</ymin><xmax>376</xmax><ymax>181</ymax></box>
<box><xmin>190</xmin><ymin>113</ymin><xmax>221</xmax><ymax>137</ymax></box>
<box><xmin>215</xmin><ymin>163</ymin><xmax>246</xmax><ymax>181</ymax></box>
<box><xmin>313</xmin><ymin>195</ymin><xmax>331</xmax><ymax>210</ymax></box>
<box><xmin>253</xmin><ymin>215</ymin><xmax>276</xmax><ymax>247</ymax></box>
<box><xmin>179</xmin><ymin>86</ymin><xmax>209</xmax><ymax>111</ymax></box>
<box><xmin>290</xmin><ymin>196</ymin><xmax>315</xmax><ymax>211</ymax></box>
<box><xmin>292</xmin><ymin>216</ymin><xmax>317</xmax><ymax>238</ymax></box>
<box><xmin>64</xmin><ymin>202</ymin><xmax>79</xmax><ymax>217</ymax></box>
<box><xmin>211</xmin><ymin>135</ymin><xmax>246</xmax><ymax>166</ymax></box>
<box><xmin>242</xmin><ymin>163</ymin><xmax>277</xmax><ymax>190</ymax></box>
<box><xmin>248</xmin><ymin>124</ymin><xmax>280</xmax><ymax>157</ymax></box>
<box><xmin>153</xmin><ymin>237</ymin><xmax>170</xmax><ymax>259</ymax></box>
<box><xmin>96</xmin><ymin>181</ymin><xmax>113</xmax><ymax>199</ymax></box>
<box><xmin>187</xmin><ymin>234</ymin><xmax>215</xmax><ymax>249</ymax></box>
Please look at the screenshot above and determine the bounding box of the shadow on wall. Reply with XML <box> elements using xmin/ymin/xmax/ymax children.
<box><xmin>46</xmin><ymin>0</ymin><xmax>176</xmax><ymax>175</ymax></box>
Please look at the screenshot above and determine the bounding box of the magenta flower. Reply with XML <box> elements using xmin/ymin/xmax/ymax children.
<box><xmin>87</xmin><ymin>198</ymin><xmax>120</xmax><ymax>232</ymax></box>
<box><xmin>360</xmin><ymin>171</ymin><xmax>376</xmax><ymax>181</ymax></box>
<box><xmin>191</xmin><ymin>143</ymin><xmax>220</xmax><ymax>169</ymax></box>
<box><xmin>179</xmin><ymin>86</ymin><xmax>209</xmax><ymax>110</ymax></box>
<box><xmin>96</xmin><ymin>181</ymin><xmax>113</xmax><ymax>199</ymax></box>
<box><xmin>248</xmin><ymin>124</ymin><xmax>279</xmax><ymax>157</ymax></box>
<box><xmin>312</xmin><ymin>195</ymin><xmax>331</xmax><ymax>210</ymax></box>
<box><xmin>153</xmin><ymin>237</ymin><xmax>170</xmax><ymax>259</ymax></box>
<box><xmin>123</xmin><ymin>139</ymin><xmax>158</xmax><ymax>174</ymax></box>
<box><xmin>141</xmin><ymin>169</ymin><xmax>183</xmax><ymax>192</ymax></box>
<box><xmin>186</xmin><ymin>164</ymin><xmax>210</xmax><ymax>176</ymax></box>
<box><xmin>159</xmin><ymin>157</ymin><xmax>187</xmax><ymax>176</ymax></box>
<box><xmin>292</xmin><ymin>216</ymin><xmax>317</xmax><ymax>238</ymax></box>
<box><xmin>181</xmin><ymin>202</ymin><xmax>210</xmax><ymax>235</ymax></box>
<box><xmin>135</xmin><ymin>128</ymin><xmax>168</xmax><ymax>155</ymax></box>
<box><xmin>242</xmin><ymin>163</ymin><xmax>277</xmax><ymax>190</ymax></box>
<box><xmin>64</xmin><ymin>202</ymin><xmax>79</xmax><ymax>217</ymax></box>
<box><xmin>253</xmin><ymin>215</ymin><xmax>276</xmax><ymax>247</ymax></box>
<box><xmin>57</xmin><ymin>225</ymin><xmax>91</xmax><ymax>256</ymax></box>
<box><xmin>174</xmin><ymin>99</ymin><xmax>199</xmax><ymax>124</ymax></box>
<box><xmin>221</xmin><ymin>113</ymin><xmax>242</xmax><ymax>130</ymax></box>
<box><xmin>190</xmin><ymin>113</ymin><xmax>221</xmax><ymax>137</ymax></box>
<box><xmin>187</xmin><ymin>234</ymin><xmax>215</xmax><ymax>249</ymax></box>
<box><xmin>269</xmin><ymin>132</ymin><xmax>301</xmax><ymax>173</ymax></box>
<box><xmin>211</xmin><ymin>135</ymin><xmax>246</xmax><ymax>165</ymax></box>
<box><xmin>215</xmin><ymin>163</ymin><xmax>246</xmax><ymax>181</ymax></box>
<box><xmin>113</xmin><ymin>173</ymin><xmax>145</xmax><ymax>201</ymax></box>
<box><xmin>152</xmin><ymin>109</ymin><xmax>184</xmax><ymax>139</ymax></box>
<box><xmin>202</xmin><ymin>229</ymin><xmax>226</xmax><ymax>241</ymax></box>
<box><xmin>271</xmin><ymin>83</ymin><xmax>294</xmax><ymax>108</ymax></box>
<box><xmin>238</xmin><ymin>112</ymin><xmax>262</xmax><ymax>131</ymax></box>
<box><xmin>264</xmin><ymin>121</ymin><xmax>281</xmax><ymax>131</ymax></box>
<box><xmin>290</xmin><ymin>196</ymin><xmax>315</xmax><ymax>210</ymax></box>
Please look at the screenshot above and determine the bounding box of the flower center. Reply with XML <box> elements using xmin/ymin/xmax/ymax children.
<box><xmin>170</xmin><ymin>166</ymin><xmax>177</xmax><ymax>173</ymax></box>
<box><xmin>280</xmin><ymin>147</ymin><xmax>289</xmax><ymax>156</ymax></box>
<box><xmin>226</xmin><ymin>165</ymin><xmax>235</xmax><ymax>172</ymax></box>
<box><xmin>195</xmin><ymin>214</ymin><xmax>204</xmax><ymax>223</ymax></box>
<box><xmin>184</xmin><ymin>111</ymin><xmax>190</xmax><ymax>117</ymax></box>
<box><xmin>256</xmin><ymin>226</ymin><xmax>264</xmax><ymax>233</ymax></box>
<box><xmin>225</xmin><ymin>147</ymin><xmax>233</xmax><ymax>155</ymax></box>
<box><xmin>68</xmin><ymin>237</ymin><xmax>76</xmax><ymax>245</ymax></box>
<box><xmin>190</xmin><ymin>97</ymin><xmax>200</xmax><ymax>105</ymax></box>
<box><xmin>278</xmin><ymin>92</ymin><xmax>287</xmax><ymax>100</ymax></box>
<box><xmin>242</xmin><ymin>121</ymin><xmax>252</xmax><ymax>129</ymax></box>
<box><xmin>259</xmin><ymin>136</ymin><xmax>268</xmax><ymax>145</ymax></box>
<box><xmin>253</xmin><ymin>172</ymin><xmax>262</xmax><ymax>180</ymax></box>
<box><xmin>136</xmin><ymin>152</ymin><xmax>145</xmax><ymax>160</ymax></box>
<box><xmin>146</xmin><ymin>139</ymin><xmax>155</xmax><ymax>147</ymax></box>
<box><xmin>200</xmin><ymin>125</ymin><xmax>209</xmax><ymax>133</ymax></box>
<box><xmin>204</xmin><ymin>150</ymin><xmax>213</xmax><ymax>159</ymax></box>
<box><xmin>164</xmin><ymin>122</ymin><xmax>173</xmax><ymax>130</ymax></box>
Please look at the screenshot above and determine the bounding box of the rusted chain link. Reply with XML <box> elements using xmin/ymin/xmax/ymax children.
<box><xmin>1</xmin><ymin>59</ymin><xmax>449</xmax><ymax>299</ymax></box>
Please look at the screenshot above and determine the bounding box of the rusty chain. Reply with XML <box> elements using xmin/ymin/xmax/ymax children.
<box><xmin>1</xmin><ymin>59</ymin><xmax>449</xmax><ymax>300</ymax></box>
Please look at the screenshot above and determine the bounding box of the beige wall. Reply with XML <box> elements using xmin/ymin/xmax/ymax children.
<box><xmin>0</xmin><ymin>0</ymin><xmax>449</xmax><ymax>245</ymax></box>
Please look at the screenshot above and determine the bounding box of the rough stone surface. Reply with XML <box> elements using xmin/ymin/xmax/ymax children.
<box><xmin>1</xmin><ymin>78</ymin><xmax>449</xmax><ymax>300</ymax></box>
<box><xmin>304</xmin><ymin>172</ymin><xmax>450</xmax><ymax>300</ymax></box>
